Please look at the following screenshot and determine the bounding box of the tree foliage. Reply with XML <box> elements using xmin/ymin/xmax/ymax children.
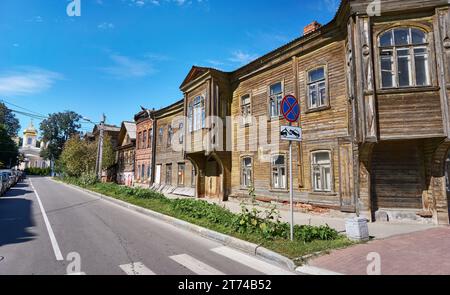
<box><xmin>39</xmin><ymin>111</ymin><xmax>81</xmax><ymax>160</ymax></box>
<box><xmin>0</xmin><ymin>124</ymin><xmax>19</xmax><ymax>168</ymax></box>
<box><xmin>59</xmin><ymin>134</ymin><xmax>115</xmax><ymax>177</ymax></box>
<box><xmin>0</xmin><ymin>102</ymin><xmax>20</xmax><ymax>137</ymax></box>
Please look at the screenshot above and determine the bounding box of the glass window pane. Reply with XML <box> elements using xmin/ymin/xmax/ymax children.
<box><xmin>380</xmin><ymin>31</ymin><xmax>393</xmax><ymax>47</ymax></box>
<box><xmin>313</xmin><ymin>152</ymin><xmax>330</xmax><ymax>165</ymax></box>
<box><xmin>270</xmin><ymin>83</ymin><xmax>282</xmax><ymax>95</ymax></box>
<box><xmin>411</xmin><ymin>28</ymin><xmax>426</xmax><ymax>44</ymax></box>
<box><xmin>394</xmin><ymin>28</ymin><xmax>409</xmax><ymax>46</ymax></box>
<box><xmin>381</xmin><ymin>51</ymin><xmax>394</xmax><ymax>88</ymax></box>
<box><xmin>309</xmin><ymin>84</ymin><xmax>317</xmax><ymax>107</ymax></box>
<box><xmin>308</xmin><ymin>67</ymin><xmax>325</xmax><ymax>83</ymax></box>
<box><xmin>323</xmin><ymin>167</ymin><xmax>331</xmax><ymax>191</ymax></box>
<box><xmin>397</xmin><ymin>50</ymin><xmax>411</xmax><ymax>87</ymax></box>
<box><xmin>414</xmin><ymin>49</ymin><xmax>429</xmax><ymax>86</ymax></box>
<box><xmin>273</xmin><ymin>155</ymin><xmax>285</xmax><ymax>165</ymax></box>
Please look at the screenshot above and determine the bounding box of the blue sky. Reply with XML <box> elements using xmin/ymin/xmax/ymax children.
<box><xmin>0</xmin><ymin>0</ymin><xmax>339</xmax><ymax>135</ymax></box>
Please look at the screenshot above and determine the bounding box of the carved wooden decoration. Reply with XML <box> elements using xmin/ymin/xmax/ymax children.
<box><xmin>359</xmin><ymin>17</ymin><xmax>377</xmax><ymax>142</ymax></box>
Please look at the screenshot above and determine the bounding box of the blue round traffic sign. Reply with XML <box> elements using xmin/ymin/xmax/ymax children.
<box><xmin>281</xmin><ymin>95</ymin><xmax>300</xmax><ymax>123</ymax></box>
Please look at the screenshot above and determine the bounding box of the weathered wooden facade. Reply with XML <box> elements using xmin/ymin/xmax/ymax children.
<box><xmin>150</xmin><ymin>100</ymin><xmax>196</xmax><ymax>197</ymax></box>
<box><xmin>137</xmin><ymin>0</ymin><xmax>450</xmax><ymax>225</ymax></box>
<box><xmin>134</xmin><ymin>110</ymin><xmax>153</xmax><ymax>187</ymax></box>
<box><xmin>116</xmin><ymin>121</ymin><xmax>136</xmax><ymax>186</ymax></box>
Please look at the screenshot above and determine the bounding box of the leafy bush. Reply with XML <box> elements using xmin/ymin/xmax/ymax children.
<box><xmin>78</xmin><ymin>172</ymin><xmax>98</xmax><ymax>186</ymax></box>
<box><xmin>25</xmin><ymin>167</ymin><xmax>51</xmax><ymax>176</ymax></box>
<box><xmin>170</xmin><ymin>198</ymin><xmax>235</xmax><ymax>226</ymax></box>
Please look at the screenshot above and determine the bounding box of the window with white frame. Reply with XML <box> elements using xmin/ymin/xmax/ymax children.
<box><xmin>311</xmin><ymin>151</ymin><xmax>332</xmax><ymax>192</ymax></box>
<box><xmin>159</xmin><ymin>127</ymin><xmax>163</xmax><ymax>145</ymax></box>
<box><xmin>241</xmin><ymin>94</ymin><xmax>251</xmax><ymax>125</ymax></box>
<box><xmin>307</xmin><ymin>67</ymin><xmax>327</xmax><ymax>109</ymax></box>
<box><xmin>271</xmin><ymin>155</ymin><xmax>286</xmax><ymax>190</ymax></box>
<box><xmin>269</xmin><ymin>82</ymin><xmax>283</xmax><ymax>118</ymax></box>
<box><xmin>167</xmin><ymin>125</ymin><xmax>173</xmax><ymax>147</ymax></box>
<box><xmin>188</xmin><ymin>96</ymin><xmax>206</xmax><ymax>132</ymax></box>
<box><xmin>379</xmin><ymin>27</ymin><xmax>430</xmax><ymax>88</ymax></box>
<box><xmin>179</xmin><ymin>122</ymin><xmax>184</xmax><ymax>144</ymax></box>
<box><xmin>241</xmin><ymin>157</ymin><xmax>252</xmax><ymax>187</ymax></box>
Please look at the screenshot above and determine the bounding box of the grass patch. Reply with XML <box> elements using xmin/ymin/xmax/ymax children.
<box><xmin>57</xmin><ymin>177</ymin><xmax>355</xmax><ymax>264</ymax></box>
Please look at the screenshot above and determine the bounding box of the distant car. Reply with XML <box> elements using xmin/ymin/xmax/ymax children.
<box><xmin>0</xmin><ymin>170</ymin><xmax>15</xmax><ymax>188</ymax></box>
<box><xmin>0</xmin><ymin>172</ymin><xmax>10</xmax><ymax>193</ymax></box>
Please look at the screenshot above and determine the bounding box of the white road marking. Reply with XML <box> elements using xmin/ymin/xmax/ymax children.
<box><xmin>170</xmin><ymin>254</ymin><xmax>225</xmax><ymax>275</ymax></box>
<box><xmin>29</xmin><ymin>179</ymin><xmax>64</xmax><ymax>261</ymax></box>
<box><xmin>119</xmin><ymin>262</ymin><xmax>156</xmax><ymax>275</ymax></box>
<box><xmin>211</xmin><ymin>247</ymin><xmax>295</xmax><ymax>275</ymax></box>
<box><xmin>67</xmin><ymin>272</ymin><xmax>86</xmax><ymax>275</ymax></box>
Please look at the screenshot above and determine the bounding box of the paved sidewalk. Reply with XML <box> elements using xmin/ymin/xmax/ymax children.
<box><xmin>308</xmin><ymin>227</ymin><xmax>450</xmax><ymax>275</ymax></box>
<box><xmin>165</xmin><ymin>194</ymin><xmax>436</xmax><ymax>240</ymax></box>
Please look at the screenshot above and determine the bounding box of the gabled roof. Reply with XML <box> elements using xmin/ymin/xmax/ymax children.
<box><xmin>180</xmin><ymin>66</ymin><xmax>223</xmax><ymax>90</ymax></box>
<box><xmin>117</xmin><ymin>121</ymin><xmax>136</xmax><ymax>145</ymax></box>
<box><xmin>122</xmin><ymin>121</ymin><xmax>136</xmax><ymax>140</ymax></box>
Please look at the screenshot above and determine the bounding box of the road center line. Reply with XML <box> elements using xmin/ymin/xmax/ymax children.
<box><xmin>29</xmin><ymin>179</ymin><xmax>64</xmax><ymax>261</ymax></box>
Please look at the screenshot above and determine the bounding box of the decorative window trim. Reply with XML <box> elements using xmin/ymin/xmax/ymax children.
<box><xmin>267</xmin><ymin>80</ymin><xmax>285</xmax><ymax>120</ymax></box>
<box><xmin>239</xmin><ymin>155</ymin><xmax>254</xmax><ymax>189</ymax></box>
<box><xmin>270</xmin><ymin>152</ymin><xmax>288</xmax><ymax>191</ymax></box>
<box><xmin>305</xmin><ymin>64</ymin><xmax>330</xmax><ymax>111</ymax></box>
<box><xmin>376</xmin><ymin>26</ymin><xmax>432</xmax><ymax>89</ymax></box>
<box><xmin>310</xmin><ymin>150</ymin><xmax>333</xmax><ymax>193</ymax></box>
<box><xmin>239</xmin><ymin>92</ymin><xmax>253</xmax><ymax>127</ymax></box>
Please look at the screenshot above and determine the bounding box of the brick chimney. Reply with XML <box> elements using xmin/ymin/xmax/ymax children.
<box><xmin>303</xmin><ymin>21</ymin><xmax>322</xmax><ymax>35</ymax></box>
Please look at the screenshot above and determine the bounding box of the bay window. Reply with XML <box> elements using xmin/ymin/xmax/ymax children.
<box><xmin>188</xmin><ymin>96</ymin><xmax>206</xmax><ymax>132</ymax></box>
<box><xmin>379</xmin><ymin>27</ymin><xmax>430</xmax><ymax>88</ymax></box>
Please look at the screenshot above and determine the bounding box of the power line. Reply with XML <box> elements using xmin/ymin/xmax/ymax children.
<box><xmin>1</xmin><ymin>99</ymin><xmax>47</xmax><ymax>117</ymax></box>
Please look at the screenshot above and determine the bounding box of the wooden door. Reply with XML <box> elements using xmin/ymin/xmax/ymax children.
<box><xmin>205</xmin><ymin>160</ymin><xmax>219</xmax><ymax>199</ymax></box>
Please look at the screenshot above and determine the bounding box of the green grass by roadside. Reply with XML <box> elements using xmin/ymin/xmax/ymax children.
<box><xmin>56</xmin><ymin>177</ymin><xmax>355</xmax><ymax>263</ymax></box>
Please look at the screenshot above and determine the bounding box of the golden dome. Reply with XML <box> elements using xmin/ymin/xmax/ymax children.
<box><xmin>24</xmin><ymin>121</ymin><xmax>37</xmax><ymax>136</ymax></box>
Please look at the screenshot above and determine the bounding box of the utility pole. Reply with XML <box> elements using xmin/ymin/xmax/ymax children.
<box><xmin>95</xmin><ymin>114</ymin><xmax>106</xmax><ymax>181</ymax></box>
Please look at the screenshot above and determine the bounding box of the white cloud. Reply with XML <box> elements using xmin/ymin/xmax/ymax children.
<box><xmin>100</xmin><ymin>54</ymin><xmax>155</xmax><ymax>79</ymax></box>
<box><xmin>228</xmin><ymin>51</ymin><xmax>259</xmax><ymax>65</ymax></box>
<box><xmin>0</xmin><ymin>68</ymin><xmax>62</xmax><ymax>96</ymax></box>
<box><xmin>98</xmin><ymin>22</ymin><xmax>115</xmax><ymax>30</ymax></box>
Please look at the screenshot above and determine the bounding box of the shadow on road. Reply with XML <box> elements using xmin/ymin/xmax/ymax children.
<box><xmin>0</xmin><ymin>184</ymin><xmax>36</xmax><ymax>247</ymax></box>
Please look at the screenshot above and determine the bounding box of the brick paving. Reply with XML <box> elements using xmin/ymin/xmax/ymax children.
<box><xmin>309</xmin><ymin>227</ymin><xmax>450</xmax><ymax>275</ymax></box>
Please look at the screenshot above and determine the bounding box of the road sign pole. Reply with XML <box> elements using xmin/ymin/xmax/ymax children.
<box><xmin>289</xmin><ymin>136</ymin><xmax>294</xmax><ymax>241</ymax></box>
<box><xmin>280</xmin><ymin>94</ymin><xmax>300</xmax><ymax>242</ymax></box>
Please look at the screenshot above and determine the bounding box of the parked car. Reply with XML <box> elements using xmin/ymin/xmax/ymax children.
<box><xmin>0</xmin><ymin>175</ymin><xmax>6</xmax><ymax>195</ymax></box>
<box><xmin>0</xmin><ymin>170</ymin><xmax>15</xmax><ymax>188</ymax></box>
<box><xmin>0</xmin><ymin>172</ymin><xmax>10</xmax><ymax>193</ymax></box>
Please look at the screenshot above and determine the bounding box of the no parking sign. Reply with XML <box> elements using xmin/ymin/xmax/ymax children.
<box><xmin>281</xmin><ymin>95</ymin><xmax>300</xmax><ymax>123</ymax></box>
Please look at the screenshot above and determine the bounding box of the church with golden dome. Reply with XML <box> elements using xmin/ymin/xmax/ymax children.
<box><xmin>18</xmin><ymin>121</ymin><xmax>50</xmax><ymax>170</ymax></box>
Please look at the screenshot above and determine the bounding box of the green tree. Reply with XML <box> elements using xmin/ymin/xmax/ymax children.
<box><xmin>39</xmin><ymin>111</ymin><xmax>81</xmax><ymax>161</ymax></box>
<box><xmin>59</xmin><ymin>134</ymin><xmax>115</xmax><ymax>177</ymax></box>
<box><xmin>0</xmin><ymin>102</ymin><xmax>20</xmax><ymax>137</ymax></box>
<box><xmin>0</xmin><ymin>124</ymin><xmax>19</xmax><ymax>168</ymax></box>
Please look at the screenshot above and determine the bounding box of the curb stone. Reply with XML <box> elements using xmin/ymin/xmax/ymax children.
<box><xmin>52</xmin><ymin>179</ymin><xmax>297</xmax><ymax>272</ymax></box>
<box><xmin>295</xmin><ymin>265</ymin><xmax>344</xmax><ymax>275</ymax></box>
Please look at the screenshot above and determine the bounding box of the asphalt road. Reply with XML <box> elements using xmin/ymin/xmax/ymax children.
<box><xmin>0</xmin><ymin>177</ymin><xmax>296</xmax><ymax>275</ymax></box>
